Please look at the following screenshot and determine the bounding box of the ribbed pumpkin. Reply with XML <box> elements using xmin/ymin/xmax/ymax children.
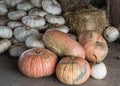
<box><xmin>18</xmin><ymin>48</ymin><xmax>58</xmax><ymax>78</ymax></box>
<box><xmin>78</xmin><ymin>30</ymin><xmax>108</xmax><ymax>63</ymax></box>
<box><xmin>43</xmin><ymin>30</ymin><xmax>85</xmax><ymax>59</ymax></box>
<box><xmin>56</xmin><ymin>57</ymin><xmax>91</xmax><ymax>85</ymax></box>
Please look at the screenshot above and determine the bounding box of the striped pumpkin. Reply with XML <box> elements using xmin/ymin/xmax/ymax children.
<box><xmin>56</xmin><ymin>57</ymin><xmax>90</xmax><ymax>85</ymax></box>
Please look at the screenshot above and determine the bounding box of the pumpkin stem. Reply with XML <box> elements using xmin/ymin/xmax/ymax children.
<box><xmin>35</xmin><ymin>50</ymin><xmax>43</xmax><ymax>55</ymax></box>
<box><xmin>96</xmin><ymin>41</ymin><xmax>99</xmax><ymax>44</ymax></box>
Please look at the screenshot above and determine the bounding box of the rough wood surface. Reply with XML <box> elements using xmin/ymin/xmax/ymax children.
<box><xmin>107</xmin><ymin>0</ymin><xmax>120</xmax><ymax>30</ymax></box>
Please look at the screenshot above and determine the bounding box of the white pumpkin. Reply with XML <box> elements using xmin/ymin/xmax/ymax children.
<box><xmin>14</xmin><ymin>26</ymin><xmax>40</xmax><ymax>42</ymax></box>
<box><xmin>22</xmin><ymin>16</ymin><xmax>46</xmax><ymax>28</ymax></box>
<box><xmin>2</xmin><ymin>0</ymin><xmax>23</xmax><ymax>7</ymax></box>
<box><xmin>0</xmin><ymin>1</ymin><xmax>8</xmax><ymax>16</ymax></box>
<box><xmin>0</xmin><ymin>39</ymin><xmax>11</xmax><ymax>54</ymax></box>
<box><xmin>10</xmin><ymin>37</ymin><xmax>19</xmax><ymax>44</ymax></box>
<box><xmin>42</xmin><ymin>0</ymin><xmax>62</xmax><ymax>15</ymax></box>
<box><xmin>104</xmin><ymin>26</ymin><xmax>119</xmax><ymax>42</ymax></box>
<box><xmin>47</xmin><ymin>25</ymin><xmax>69</xmax><ymax>33</ymax></box>
<box><xmin>8</xmin><ymin>10</ymin><xmax>27</xmax><ymax>20</ymax></box>
<box><xmin>91</xmin><ymin>62</ymin><xmax>107</xmax><ymax>80</ymax></box>
<box><xmin>26</xmin><ymin>35</ymin><xmax>44</xmax><ymax>48</ymax></box>
<box><xmin>31</xmin><ymin>0</ymin><xmax>42</xmax><ymax>8</ymax></box>
<box><xmin>17</xmin><ymin>2</ymin><xmax>34</xmax><ymax>11</ymax></box>
<box><xmin>0</xmin><ymin>26</ymin><xmax>13</xmax><ymax>38</ymax></box>
<box><xmin>9</xmin><ymin>43</ymin><xmax>27</xmax><ymax>57</ymax></box>
<box><xmin>0</xmin><ymin>17</ymin><xmax>9</xmax><ymax>26</ymax></box>
<box><xmin>45</xmin><ymin>14</ymin><xmax>65</xmax><ymax>25</ymax></box>
<box><xmin>28</xmin><ymin>8</ymin><xmax>47</xmax><ymax>17</ymax></box>
<box><xmin>7</xmin><ymin>21</ymin><xmax>23</xmax><ymax>29</ymax></box>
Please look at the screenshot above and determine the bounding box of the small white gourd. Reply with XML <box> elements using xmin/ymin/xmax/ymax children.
<box><xmin>31</xmin><ymin>0</ymin><xmax>42</xmax><ymax>8</ymax></box>
<box><xmin>2</xmin><ymin>0</ymin><xmax>23</xmax><ymax>7</ymax></box>
<box><xmin>47</xmin><ymin>25</ymin><xmax>69</xmax><ymax>33</ymax></box>
<box><xmin>9</xmin><ymin>43</ymin><xmax>27</xmax><ymax>57</ymax></box>
<box><xmin>28</xmin><ymin>8</ymin><xmax>47</xmax><ymax>17</ymax></box>
<box><xmin>17</xmin><ymin>2</ymin><xmax>34</xmax><ymax>11</ymax></box>
<box><xmin>0</xmin><ymin>26</ymin><xmax>13</xmax><ymax>38</ymax></box>
<box><xmin>8</xmin><ymin>10</ymin><xmax>27</xmax><ymax>20</ymax></box>
<box><xmin>22</xmin><ymin>16</ymin><xmax>46</xmax><ymax>28</ymax></box>
<box><xmin>42</xmin><ymin>0</ymin><xmax>62</xmax><ymax>15</ymax></box>
<box><xmin>0</xmin><ymin>39</ymin><xmax>11</xmax><ymax>54</ymax></box>
<box><xmin>45</xmin><ymin>14</ymin><xmax>65</xmax><ymax>25</ymax></box>
<box><xmin>14</xmin><ymin>26</ymin><xmax>40</xmax><ymax>42</ymax></box>
<box><xmin>7</xmin><ymin>21</ymin><xmax>23</xmax><ymax>29</ymax></box>
<box><xmin>0</xmin><ymin>1</ymin><xmax>8</xmax><ymax>16</ymax></box>
<box><xmin>91</xmin><ymin>62</ymin><xmax>107</xmax><ymax>80</ymax></box>
<box><xmin>0</xmin><ymin>17</ymin><xmax>9</xmax><ymax>26</ymax></box>
<box><xmin>104</xmin><ymin>26</ymin><xmax>119</xmax><ymax>42</ymax></box>
<box><xmin>26</xmin><ymin>35</ymin><xmax>44</xmax><ymax>48</ymax></box>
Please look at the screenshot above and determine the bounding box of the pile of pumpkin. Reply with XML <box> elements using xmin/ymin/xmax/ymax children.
<box><xmin>0</xmin><ymin>0</ymin><xmax>120</xmax><ymax>85</ymax></box>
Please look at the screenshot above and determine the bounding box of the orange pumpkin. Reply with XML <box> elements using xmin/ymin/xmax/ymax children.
<box><xmin>43</xmin><ymin>30</ymin><xmax>85</xmax><ymax>59</ymax></box>
<box><xmin>78</xmin><ymin>30</ymin><xmax>108</xmax><ymax>63</ymax></box>
<box><xmin>56</xmin><ymin>57</ymin><xmax>91</xmax><ymax>85</ymax></box>
<box><xmin>18</xmin><ymin>48</ymin><xmax>58</xmax><ymax>78</ymax></box>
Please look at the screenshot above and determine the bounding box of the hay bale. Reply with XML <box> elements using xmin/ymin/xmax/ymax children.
<box><xmin>63</xmin><ymin>5</ymin><xmax>109</xmax><ymax>35</ymax></box>
<box><xmin>58</xmin><ymin>0</ymin><xmax>90</xmax><ymax>12</ymax></box>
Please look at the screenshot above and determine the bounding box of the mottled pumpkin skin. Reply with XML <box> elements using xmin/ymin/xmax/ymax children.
<box><xmin>78</xmin><ymin>30</ymin><xmax>108</xmax><ymax>63</ymax></box>
<box><xmin>56</xmin><ymin>57</ymin><xmax>91</xmax><ymax>85</ymax></box>
<box><xmin>18</xmin><ymin>48</ymin><xmax>58</xmax><ymax>78</ymax></box>
<box><xmin>43</xmin><ymin>30</ymin><xmax>85</xmax><ymax>59</ymax></box>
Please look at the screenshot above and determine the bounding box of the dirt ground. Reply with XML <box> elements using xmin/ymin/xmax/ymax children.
<box><xmin>0</xmin><ymin>41</ymin><xmax>120</xmax><ymax>86</ymax></box>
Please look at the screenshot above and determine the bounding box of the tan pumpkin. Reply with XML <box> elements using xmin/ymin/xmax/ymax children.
<box><xmin>18</xmin><ymin>48</ymin><xmax>58</xmax><ymax>78</ymax></box>
<box><xmin>56</xmin><ymin>57</ymin><xmax>91</xmax><ymax>85</ymax></box>
<box><xmin>78</xmin><ymin>30</ymin><xmax>108</xmax><ymax>63</ymax></box>
<box><xmin>43</xmin><ymin>30</ymin><xmax>85</xmax><ymax>59</ymax></box>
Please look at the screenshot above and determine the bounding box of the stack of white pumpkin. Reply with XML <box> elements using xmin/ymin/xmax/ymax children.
<box><xmin>0</xmin><ymin>0</ymin><xmax>70</xmax><ymax>57</ymax></box>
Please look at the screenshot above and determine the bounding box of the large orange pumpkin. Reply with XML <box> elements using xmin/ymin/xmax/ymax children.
<box><xmin>56</xmin><ymin>57</ymin><xmax>91</xmax><ymax>85</ymax></box>
<box><xmin>43</xmin><ymin>30</ymin><xmax>85</xmax><ymax>59</ymax></box>
<box><xmin>78</xmin><ymin>30</ymin><xmax>108</xmax><ymax>63</ymax></box>
<box><xmin>18</xmin><ymin>48</ymin><xmax>58</xmax><ymax>78</ymax></box>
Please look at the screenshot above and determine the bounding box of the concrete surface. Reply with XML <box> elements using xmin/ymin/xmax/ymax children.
<box><xmin>0</xmin><ymin>41</ymin><xmax>120</xmax><ymax>86</ymax></box>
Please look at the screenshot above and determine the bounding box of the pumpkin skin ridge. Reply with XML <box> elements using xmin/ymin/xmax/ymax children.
<box><xmin>43</xmin><ymin>30</ymin><xmax>85</xmax><ymax>59</ymax></box>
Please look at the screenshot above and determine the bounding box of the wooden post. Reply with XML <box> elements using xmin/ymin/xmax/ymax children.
<box><xmin>107</xmin><ymin>0</ymin><xmax>120</xmax><ymax>30</ymax></box>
